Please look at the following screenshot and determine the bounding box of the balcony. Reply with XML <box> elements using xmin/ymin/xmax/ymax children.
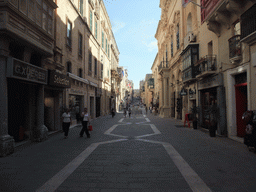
<box><xmin>195</xmin><ymin>55</ymin><xmax>217</xmax><ymax>79</ymax></box>
<box><xmin>229</xmin><ymin>35</ymin><xmax>241</xmax><ymax>63</ymax></box>
<box><xmin>182</xmin><ymin>67</ymin><xmax>196</xmax><ymax>83</ymax></box>
<box><xmin>158</xmin><ymin>61</ymin><xmax>169</xmax><ymax>73</ymax></box>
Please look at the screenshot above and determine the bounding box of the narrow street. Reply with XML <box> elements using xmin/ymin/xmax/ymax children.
<box><xmin>1</xmin><ymin>104</ymin><xmax>256</xmax><ymax>192</ymax></box>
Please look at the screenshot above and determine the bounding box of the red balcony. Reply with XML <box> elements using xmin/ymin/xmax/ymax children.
<box><xmin>201</xmin><ymin>0</ymin><xmax>222</xmax><ymax>23</ymax></box>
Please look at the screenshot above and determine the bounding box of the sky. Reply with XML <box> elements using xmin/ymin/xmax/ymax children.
<box><xmin>104</xmin><ymin>0</ymin><xmax>161</xmax><ymax>89</ymax></box>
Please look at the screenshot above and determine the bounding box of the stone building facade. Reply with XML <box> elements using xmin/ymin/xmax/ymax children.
<box><xmin>153</xmin><ymin>0</ymin><xmax>256</xmax><ymax>141</ymax></box>
<box><xmin>0</xmin><ymin>0</ymin><xmax>59</xmax><ymax>156</ymax></box>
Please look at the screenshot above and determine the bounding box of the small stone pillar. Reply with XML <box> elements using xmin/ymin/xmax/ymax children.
<box><xmin>0</xmin><ymin>38</ymin><xmax>14</xmax><ymax>157</ymax></box>
<box><xmin>33</xmin><ymin>85</ymin><xmax>48</xmax><ymax>141</ymax></box>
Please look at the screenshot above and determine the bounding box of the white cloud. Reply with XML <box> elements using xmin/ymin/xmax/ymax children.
<box><xmin>146</xmin><ymin>41</ymin><xmax>158</xmax><ymax>52</ymax></box>
<box><xmin>112</xmin><ymin>20</ymin><xmax>126</xmax><ymax>34</ymax></box>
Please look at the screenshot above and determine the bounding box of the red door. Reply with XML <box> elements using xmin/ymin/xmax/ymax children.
<box><xmin>235</xmin><ymin>83</ymin><xmax>247</xmax><ymax>137</ymax></box>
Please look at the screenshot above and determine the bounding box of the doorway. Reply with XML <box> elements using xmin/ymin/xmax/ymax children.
<box><xmin>235</xmin><ymin>83</ymin><xmax>247</xmax><ymax>137</ymax></box>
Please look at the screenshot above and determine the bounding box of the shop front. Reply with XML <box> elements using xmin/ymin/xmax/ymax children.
<box><xmin>198</xmin><ymin>73</ymin><xmax>227</xmax><ymax>135</ymax></box>
<box><xmin>45</xmin><ymin>70</ymin><xmax>70</xmax><ymax>132</ymax></box>
<box><xmin>6</xmin><ymin>57</ymin><xmax>49</xmax><ymax>142</ymax></box>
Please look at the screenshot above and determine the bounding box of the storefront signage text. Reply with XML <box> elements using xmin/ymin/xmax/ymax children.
<box><xmin>49</xmin><ymin>70</ymin><xmax>71</xmax><ymax>88</ymax></box>
<box><xmin>198</xmin><ymin>74</ymin><xmax>223</xmax><ymax>90</ymax></box>
<box><xmin>7</xmin><ymin>57</ymin><xmax>47</xmax><ymax>84</ymax></box>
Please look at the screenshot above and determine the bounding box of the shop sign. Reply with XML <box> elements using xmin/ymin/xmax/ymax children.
<box><xmin>7</xmin><ymin>57</ymin><xmax>47</xmax><ymax>84</ymax></box>
<box><xmin>180</xmin><ymin>88</ymin><xmax>187</xmax><ymax>96</ymax></box>
<box><xmin>198</xmin><ymin>74</ymin><xmax>223</xmax><ymax>90</ymax></box>
<box><xmin>69</xmin><ymin>88</ymin><xmax>84</xmax><ymax>94</ymax></box>
<box><xmin>48</xmin><ymin>70</ymin><xmax>71</xmax><ymax>88</ymax></box>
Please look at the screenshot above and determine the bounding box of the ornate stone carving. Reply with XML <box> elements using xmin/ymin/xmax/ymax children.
<box><xmin>207</xmin><ymin>21</ymin><xmax>221</xmax><ymax>37</ymax></box>
<box><xmin>215</xmin><ymin>12</ymin><xmax>230</xmax><ymax>29</ymax></box>
<box><xmin>226</xmin><ymin>0</ymin><xmax>244</xmax><ymax>14</ymax></box>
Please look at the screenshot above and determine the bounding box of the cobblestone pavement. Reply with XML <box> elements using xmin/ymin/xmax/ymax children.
<box><xmin>1</xmin><ymin>110</ymin><xmax>256</xmax><ymax>192</ymax></box>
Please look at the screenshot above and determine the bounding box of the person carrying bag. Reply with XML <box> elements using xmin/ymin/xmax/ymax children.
<box><xmin>80</xmin><ymin>108</ymin><xmax>91</xmax><ymax>138</ymax></box>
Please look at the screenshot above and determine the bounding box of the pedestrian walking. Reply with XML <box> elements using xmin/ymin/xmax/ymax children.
<box><xmin>124</xmin><ymin>108</ymin><xmax>127</xmax><ymax>118</ymax></box>
<box><xmin>145</xmin><ymin>106</ymin><xmax>148</xmax><ymax>114</ymax></box>
<box><xmin>61</xmin><ymin>108</ymin><xmax>71</xmax><ymax>139</ymax></box>
<box><xmin>128</xmin><ymin>107</ymin><xmax>132</xmax><ymax>118</ymax></box>
<box><xmin>80</xmin><ymin>108</ymin><xmax>91</xmax><ymax>138</ymax></box>
<box><xmin>111</xmin><ymin>108</ymin><xmax>115</xmax><ymax>118</ymax></box>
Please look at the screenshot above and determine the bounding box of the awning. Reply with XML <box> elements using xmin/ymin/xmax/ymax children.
<box><xmin>67</xmin><ymin>72</ymin><xmax>89</xmax><ymax>84</ymax></box>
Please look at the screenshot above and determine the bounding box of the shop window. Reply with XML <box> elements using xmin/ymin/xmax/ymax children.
<box><xmin>67</xmin><ymin>61</ymin><xmax>72</xmax><ymax>73</ymax></box>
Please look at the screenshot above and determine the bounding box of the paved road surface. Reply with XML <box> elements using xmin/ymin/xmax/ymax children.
<box><xmin>1</xmin><ymin>109</ymin><xmax>256</xmax><ymax>192</ymax></box>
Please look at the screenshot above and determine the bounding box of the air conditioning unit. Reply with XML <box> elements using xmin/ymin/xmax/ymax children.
<box><xmin>188</xmin><ymin>32</ymin><xmax>196</xmax><ymax>42</ymax></box>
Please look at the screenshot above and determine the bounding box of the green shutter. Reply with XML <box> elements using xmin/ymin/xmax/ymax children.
<box><xmin>102</xmin><ymin>32</ymin><xmax>104</xmax><ymax>48</ymax></box>
<box><xmin>90</xmin><ymin>11</ymin><xmax>92</xmax><ymax>31</ymax></box>
<box><xmin>95</xmin><ymin>21</ymin><xmax>97</xmax><ymax>39</ymax></box>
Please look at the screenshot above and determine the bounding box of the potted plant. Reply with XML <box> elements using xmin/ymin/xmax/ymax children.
<box><xmin>209</xmin><ymin>104</ymin><xmax>220</xmax><ymax>137</ymax></box>
<box><xmin>190</xmin><ymin>106</ymin><xmax>199</xmax><ymax>129</ymax></box>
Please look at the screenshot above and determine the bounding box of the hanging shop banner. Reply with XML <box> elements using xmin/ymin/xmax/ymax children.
<box><xmin>7</xmin><ymin>57</ymin><xmax>48</xmax><ymax>84</ymax></box>
<box><xmin>48</xmin><ymin>70</ymin><xmax>71</xmax><ymax>88</ymax></box>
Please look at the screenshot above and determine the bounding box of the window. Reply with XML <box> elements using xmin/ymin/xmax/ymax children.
<box><xmin>78</xmin><ymin>33</ymin><xmax>82</xmax><ymax>56</ymax></box>
<box><xmin>94</xmin><ymin>59</ymin><xmax>97</xmax><ymax>76</ymax></box>
<box><xmin>234</xmin><ymin>21</ymin><xmax>241</xmax><ymax>35</ymax></box>
<box><xmin>88</xmin><ymin>53</ymin><xmax>92</xmax><ymax>74</ymax></box>
<box><xmin>106</xmin><ymin>38</ymin><xmax>107</xmax><ymax>53</ymax></box>
<box><xmin>171</xmin><ymin>36</ymin><xmax>173</xmax><ymax>57</ymax></box>
<box><xmin>95</xmin><ymin>20</ymin><xmax>98</xmax><ymax>39</ymax></box>
<box><xmin>67</xmin><ymin>20</ymin><xmax>72</xmax><ymax>47</ymax></box>
<box><xmin>36</xmin><ymin>0</ymin><xmax>42</xmax><ymax>26</ymax></box>
<box><xmin>176</xmin><ymin>24</ymin><xmax>180</xmax><ymax>50</ymax></box>
<box><xmin>78</xmin><ymin>68</ymin><xmax>83</xmax><ymax>77</ymax></box>
<box><xmin>166</xmin><ymin>44</ymin><xmax>168</xmax><ymax>61</ymax></box>
<box><xmin>101</xmin><ymin>63</ymin><xmax>103</xmax><ymax>79</ymax></box>
<box><xmin>89</xmin><ymin>10</ymin><xmax>93</xmax><ymax>31</ymax></box>
<box><xmin>67</xmin><ymin>61</ymin><xmax>72</xmax><ymax>73</ymax></box>
<box><xmin>108</xmin><ymin>44</ymin><xmax>110</xmax><ymax>57</ymax></box>
<box><xmin>102</xmin><ymin>32</ymin><xmax>104</xmax><ymax>49</ymax></box>
<box><xmin>79</xmin><ymin>0</ymin><xmax>83</xmax><ymax>16</ymax></box>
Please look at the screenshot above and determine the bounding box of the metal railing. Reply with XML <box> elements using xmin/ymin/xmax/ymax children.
<box><xmin>158</xmin><ymin>61</ymin><xmax>169</xmax><ymax>72</ymax></box>
<box><xmin>229</xmin><ymin>35</ymin><xmax>241</xmax><ymax>59</ymax></box>
<box><xmin>195</xmin><ymin>55</ymin><xmax>217</xmax><ymax>76</ymax></box>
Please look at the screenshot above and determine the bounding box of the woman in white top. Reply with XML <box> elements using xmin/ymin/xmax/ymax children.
<box><xmin>61</xmin><ymin>108</ymin><xmax>72</xmax><ymax>139</ymax></box>
<box><xmin>80</xmin><ymin>108</ymin><xmax>91</xmax><ymax>138</ymax></box>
